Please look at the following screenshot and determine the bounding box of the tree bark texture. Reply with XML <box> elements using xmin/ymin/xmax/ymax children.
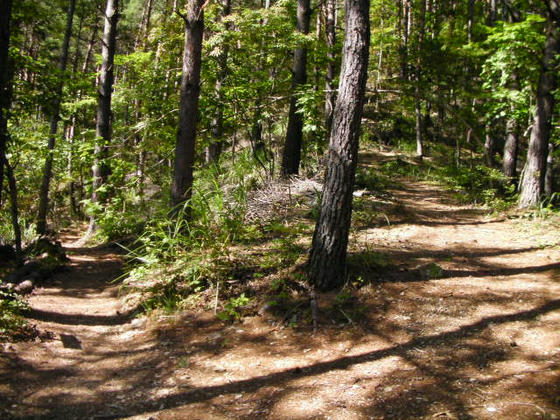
<box><xmin>281</xmin><ymin>0</ymin><xmax>311</xmax><ymax>177</ymax></box>
<box><xmin>37</xmin><ymin>0</ymin><xmax>76</xmax><ymax>235</ymax></box>
<box><xmin>0</xmin><ymin>0</ymin><xmax>13</xmax><ymax>205</ymax></box>
<box><xmin>308</xmin><ymin>0</ymin><xmax>370</xmax><ymax>291</ymax></box>
<box><xmin>90</xmin><ymin>0</ymin><xmax>119</xmax><ymax>231</ymax></box>
<box><xmin>171</xmin><ymin>0</ymin><xmax>205</xmax><ymax>211</ymax></box>
<box><xmin>324</xmin><ymin>0</ymin><xmax>337</xmax><ymax>136</ymax></box>
<box><xmin>519</xmin><ymin>12</ymin><xmax>559</xmax><ymax>208</ymax></box>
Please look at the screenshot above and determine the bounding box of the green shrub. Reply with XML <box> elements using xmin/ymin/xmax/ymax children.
<box><xmin>0</xmin><ymin>290</ymin><xmax>31</xmax><ymax>341</ymax></box>
<box><xmin>354</xmin><ymin>167</ymin><xmax>393</xmax><ymax>192</ymax></box>
<box><xmin>217</xmin><ymin>293</ymin><xmax>251</xmax><ymax>321</ymax></box>
<box><xmin>439</xmin><ymin>165</ymin><xmax>517</xmax><ymax>209</ymax></box>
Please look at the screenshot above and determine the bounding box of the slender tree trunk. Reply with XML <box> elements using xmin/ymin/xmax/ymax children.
<box><xmin>401</xmin><ymin>0</ymin><xmax>411</xmax><ymax>81</ymax></box>
<box><xmin>6</xmin><ymin>160</ymin><xmax>22</xmax><ymax>257</ymax></box>
<box><xmin>467</xmin><ymin>0</ymin><xmax>474</xmax><ymax>43</ymax></box>
<box><xmin>66</xmin><ymin>119</ymin><xmax>82</xmax><ymax>217</ymax></box>
<box><xmin>171</xmin><ymin>0</ymin><xmax>205</xmax><ymax>211</ymax></box>
<box><xmin>37</xmin><ymin>0</ymin><xmax>76</xmax><ymax>235</ymax></box>
<box><xmin>545</xmin><ymin>141</ymin><xmax>554</xmax><ymax>196</ymax></box>
<box><xmin>68</xmin><ymin>12</ymin><xmax>100</xmax><ymax>218</ymax></box>
<box><xmin>82</xmin><ymin>15</ymin><xmax>99</xmax><ymax>73</ymax></box>
<box><xmin>206</xmin><ymin>0</ymin><xmax>231</xmax><ymax>164</ymax></box>
<box><xmin>489</xmin><ymin>0</ymin><xmax>498</xmax><ymax>24</ymax></box>
<box><xmin>502</xmin><ymin>9</ymin><xmax>521</xmax><ymax>181</ymax></box>
<box><xmin>134</xmin><ymin>0</ymin><xmax>154</xmax><ymax>49</ymax></box>
<box><xmin>281</xmin><ymin>0</ymin><xmax>311</xmax><ymax>177</ymax></box>
<box><xmin>133</xmin><ymin>0</ymin><xmax>155</xmax><ymax>198</ymax></box>
<box><xmin>324</xmin><ymin>0</ymin><xmax>337</xmax><ymax>136</ymax></box>
<box><xmin>415</xmin><ymin>0</ymin><xmax>426</xmax><ymax>158</ymax></box>
<box><xmin>519</xmin><ymin>13</ymin><xmax>560</xmax><ymax>208</ymax></box>
<box><xmin>503</xmin><ymin>109</ymin><xmax>519</xmax><ymax>179</ymax></box>
<box><xmin>484</xmin><ymin>124</ymin><xmax>495</xmax><ymax>167</ymax></box>
<box><xmin>308</xmin><ymin>0</ymin><xmax>370</xmax><ymax>291</ymax></box>
<box><xmin>248</xmin><ymin>0</ymin><xmax>272</xmax><ymax>163</ymax></box>
<box><xmin>0</xmin><ymin>0</ymin><xmax>13</xmax><ymax>205</ymax></box>
<box><xmin>89</xmin><ymin>0</ymin><xmax>119</xmax><ymax>232</ymax></box>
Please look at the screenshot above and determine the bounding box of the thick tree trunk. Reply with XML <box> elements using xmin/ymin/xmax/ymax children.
<box><xmin>0</xmin><ymin>0</ymin><xmax>13</xmax><ymax>205</ymax></box>
<box><xmin>206</xmin><ymin>0</ymin><xmax>231</xmax><ymax>164</ymax></box>
<box><xmin>308</xmin><ymin>0</ymin><xmax>370</xmax><ymax>291</ymax></box>
<box><xmin>324</xmin><ymin>0</ymin><xmax>337</xmax><ymax>136</ymax></box>
<box><xmin>171</xmin><ymin>0</ymin><xmax>205</xmax><ymax>211</ymax></box>
<box><xmin>37</xmin><ymin>0</ymin><xmax>76</xmax><ymax>235</ymax></box>
<box><xmin>519</xmin><ymin>15</ymin><xmax>559</xmax><ymax>208</ymax></box>
<box><xmin>281</xmin><ymin>0</ymin><xmax>311</xmax><ymax>177</ymax></box>
<box><xmin>89</xmin><ymin>0</ymin><xmax>119</xmax><ymax>232</ymax></box>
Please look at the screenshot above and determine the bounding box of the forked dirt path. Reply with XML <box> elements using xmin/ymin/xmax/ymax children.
<box><xmin>1</xmin><ymin>179</ymin><xmax>559</xmax><ymax>420</ymax></box>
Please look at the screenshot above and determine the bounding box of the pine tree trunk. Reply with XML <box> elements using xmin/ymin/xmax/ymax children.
<box><xmin>0</xmin><ymin>0</ymin><xmax>13</xmax><ymax>205</ymax></box>
<box><xmin>171</xmin><ymin>0</ymin><xmax>205</xmax><ymax>211</ymax></box>
<box><xmin>519</xmin><ymin>15</ymin><xmax>559</xmax><ymax>208</ymax></box>
<box><xmin>324</xmin><ymin>0</ymin><xmax>337</xmax><ymax>136</ymax></box>
<box><xmin>281</xmin><ymin>0</ymin><xmax>311</xmax><ymax>177</ymax></box>
<box><xmin>308</xmin><ymin>0</ymin><xmax>370</xmax><ymax>291</ymax></box>
<box><xmin>37</xmin><ymin>0</ymin><xmax>76</xmax><ymax>235</ymax></box>
<box><xmin>415</xmin><ymin>0</ymin><xmax>426</xmax><ymax>159</ymax></box>
<box><xmin>89</xmin><ymin>0</ymin><xmax>119</xmax><ymax>232</ymax></box>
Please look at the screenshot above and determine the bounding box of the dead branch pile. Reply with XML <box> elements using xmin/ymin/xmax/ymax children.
<box><xmin>245</xmin><ymin>176</ymin><xmax>323</xmax><ymax>223</ymax></box>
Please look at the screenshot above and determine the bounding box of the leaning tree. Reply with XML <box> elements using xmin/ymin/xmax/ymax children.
<box><xmin>308</xmin><ymin>0</ymin><xmax>370</xmax><ymax>290</ymax></box>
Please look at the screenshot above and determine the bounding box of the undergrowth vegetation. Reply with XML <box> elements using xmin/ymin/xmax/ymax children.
<box><xmin>0</xmin><ymin>290</ymin><xmax>33</xmax><ymax>341</ymax></box>
<box><xmin>116</xmin><ymin>136</ymin><xmax>555</xmax><ymax>327</ymax></box>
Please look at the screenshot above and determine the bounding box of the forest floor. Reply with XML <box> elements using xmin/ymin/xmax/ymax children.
<box><xmin>1</xmin><ymin>152</ymin><xmax>560</xmax><ymax>420</ymax></box>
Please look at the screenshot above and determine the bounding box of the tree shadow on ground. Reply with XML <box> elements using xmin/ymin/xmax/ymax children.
<box><xmin>3</xmin><ymin>185</ymin><xmax>560</xmax><ymax>419</ymax></box>
<box><xmin>4</xmin><ymin>295</ymin><xmax>559</xmax><ymax>419</ymax></box>
<box><xmin>348</xmin><ymin>244</ymin><xmax>559</xmax><ymax>284</ymax></box>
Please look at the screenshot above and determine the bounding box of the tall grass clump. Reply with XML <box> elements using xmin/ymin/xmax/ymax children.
<box><xmin>122</xmin><ymin>150</ymin><xmax>264</xmax><ymax>313</ymax></box>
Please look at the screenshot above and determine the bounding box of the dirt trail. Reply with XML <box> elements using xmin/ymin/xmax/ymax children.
<box><xmin>1</xmin><ymin>180</ymin><xmax>560</xmax><ymax>420</ymax></box>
